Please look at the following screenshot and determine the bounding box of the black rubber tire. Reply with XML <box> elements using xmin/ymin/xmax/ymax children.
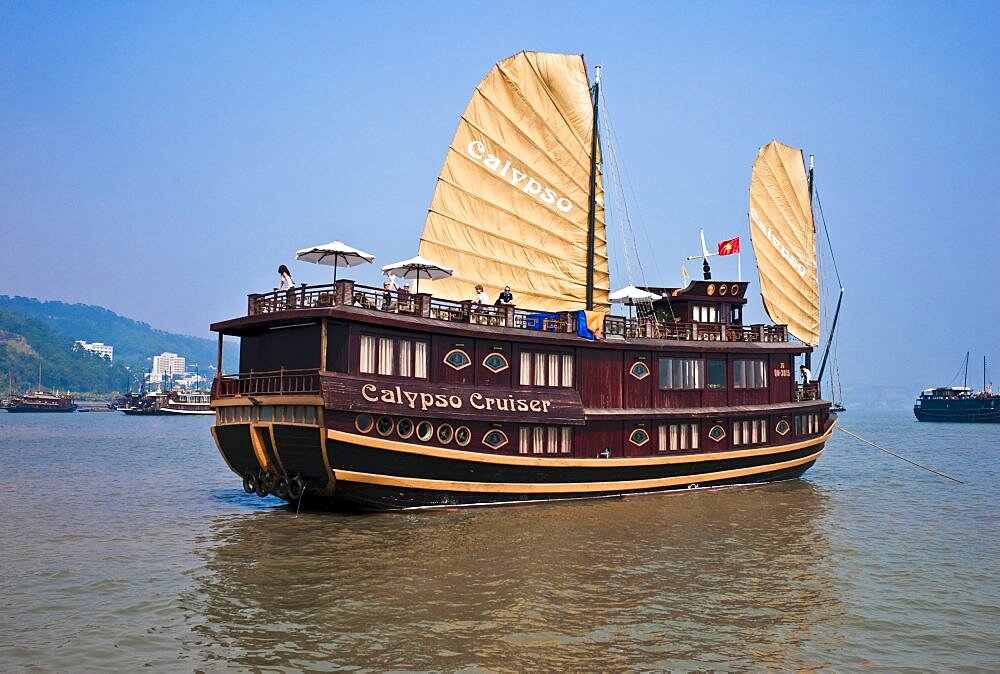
<box><xmin>254</xmin><ymin>470</ymin><xmax>269</xmax><ymax>497</ymax></box>
<box><xmin>242</xmin><ymin>472</ymin><xmax>255</xmax><ymax>494</ymax></box>
<box><xmin>287</xmin><ymin>475</ymin><xmax>305</xmax><ymax>501</ymax></box>
<box><xmin>274</xmin><ymin>475</ymin><xmax>290</xmax><ymax>501</ymax></box>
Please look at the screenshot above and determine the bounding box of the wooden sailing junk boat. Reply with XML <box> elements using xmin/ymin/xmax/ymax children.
<box><xmin>209</xmin><ymin>52</ymin><xmax>836</xmax><ymax>510</ymax></box>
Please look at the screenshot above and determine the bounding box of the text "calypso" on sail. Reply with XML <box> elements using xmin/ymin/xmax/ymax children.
<box><xmin>466</xmin><ymin>140</ymin><xmax>573</xmax><ymax>213</ymax></box>
<box><xmin>750</xmin><ymin>207</ymin><xmax>808</xmax><ymax>277</ymax></box>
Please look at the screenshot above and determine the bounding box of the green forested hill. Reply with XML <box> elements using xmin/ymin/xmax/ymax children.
<box><xmin>0</xmin><ymin>306</ymin><xmax>134</xmax><ymax>393</ymax></box>
<box><xmin>0</xmin><ymin>296</ymin><xmax>238</xmax><ymax>394</ymax></box>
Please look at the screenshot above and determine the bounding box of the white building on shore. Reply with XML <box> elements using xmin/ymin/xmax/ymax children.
<box><xmin>75</xmin><ymin>340</ymin><xmax>114</xmax><ymax>362</ymax></box>
<box><xmin>151</xmin><ymin>352</ymin><xmax>186</xmax><ymax>378</ymax></box>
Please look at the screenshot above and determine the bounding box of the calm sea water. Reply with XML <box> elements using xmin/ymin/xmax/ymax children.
<box><xmin>0</xmin><ymin>410</ymin><xmax>997</xmax><ymax>671</ymax></box>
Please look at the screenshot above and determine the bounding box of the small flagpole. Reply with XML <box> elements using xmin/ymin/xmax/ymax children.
<box><xmin>738</xmin><ymin>253</ymin><xmax>742</xmax><ymax>281</ymax></box>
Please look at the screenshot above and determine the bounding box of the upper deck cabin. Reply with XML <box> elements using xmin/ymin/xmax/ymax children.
<box><xmin>211</xmin><ymin>278</ymin><xmax>821</xmax><ymax>407</ymax></box>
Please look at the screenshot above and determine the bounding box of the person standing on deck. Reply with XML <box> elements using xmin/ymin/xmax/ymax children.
<box><xmin>800</xmin><ymin>365</ymin><xmax>812</xmax><ymax>384</ymax></box>
<box><xmin>277</xmin><ymin>265</ymin><xmax>295</xmax><ymax>308</ymax></box>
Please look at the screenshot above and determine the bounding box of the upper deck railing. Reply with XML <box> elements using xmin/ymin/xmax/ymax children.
<box><xmin>245</xmin><ymin>280</ymin><xmax>788</xmax><ymax>344</ymax></box>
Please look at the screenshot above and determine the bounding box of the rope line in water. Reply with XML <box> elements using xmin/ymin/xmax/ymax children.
<box><xmin>837</xmin><ymin>426</ymin><xmax>964</xmax><ymax>484</ymax></box>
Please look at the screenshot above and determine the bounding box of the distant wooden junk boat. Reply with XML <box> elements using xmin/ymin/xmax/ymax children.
<box><xmin>914</xmin><ymin>355</ymin><xmax>999</xmax><ymax>423</ymax></box>
<box><xmin>208</xmin><ymin>52</ymin><xmax>838</xmax><ymax>510</ymax></box>
<box><xmin>3</xmin><ymin>391</ymin><xmax>78</xmax><ymax>413</ymax></box>
<box><xmin>3</xmin><ymin>367</ymin><xmax>77</xmax><ymax>413</ymax></box>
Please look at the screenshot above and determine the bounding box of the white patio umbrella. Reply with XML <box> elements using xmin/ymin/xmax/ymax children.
<box><xmin>608</xmin><ymin>285</ymin><xmax>661</xmax><ymax>318</ymax></box>
<box><xmin>296</xmin><ymin>240</ymin><xmax>375</xmax><ymax>284</ymax></box>
<box><xmin>380</xmin><ymin>255</ymin><xmax>454</xmax><ymax>293</ymax></box>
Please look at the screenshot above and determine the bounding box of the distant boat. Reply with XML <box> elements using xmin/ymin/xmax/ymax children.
<box><xmin>3</xmin><ymin>391</ymin><xmax>78</xmax><ymax>413</ymax></box>
<box><xmin>121</xmin><ymin>391</ymin><xmax>170</xmax><ymax>416</ymax></box>
<box><xmin>122</xmin><ymin>390</ymin><xmax>213</xmax><ymax>416</ymax></box>
<box><xmin>914</xmin><ymin>354</ymin><xmax>999</xmax><ymax>423</ymax></box>
<box><xmin>160</xmin><ymin>391</ymin><xmax>213</xmax><ymax>416</ymax></box>
<box><xmin>3</xmin><ymin>366</ymin><xmax>77</xmax><ymax>412</ymax></box>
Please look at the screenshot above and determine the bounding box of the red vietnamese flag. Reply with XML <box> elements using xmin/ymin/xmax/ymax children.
<box><xmin>717</xmin><ymin>236</ymin><xmax>740</xmax><ymax>256</ymax></box>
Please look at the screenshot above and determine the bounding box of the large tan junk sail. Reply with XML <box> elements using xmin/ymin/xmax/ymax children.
<box><xmin>748</xmin><ymin>141</ymin><xmax>820</xmax><ymax>346</ymax></box>
<box><xmin>417</xmin><ymin>51</ymin><xmax>609</xmax><ymax>311</ymax></box>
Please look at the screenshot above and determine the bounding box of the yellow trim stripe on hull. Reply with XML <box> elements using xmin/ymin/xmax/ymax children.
<box><xmin>333</xmin><ymin>448</ymin><xmax>824</xmax><ymax>494</ymax></box>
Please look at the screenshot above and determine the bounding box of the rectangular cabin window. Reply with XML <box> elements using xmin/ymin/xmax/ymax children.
<box><xmin>377</xmin><ymin>338</ymin><xmax>393</xmax><ymax>375</ymax></box>
<box><xmin>398</xmin><ymin>340</ymin><xmax>412</xmax><ymax>377</ymax></box>
<box><xmin>793</xmin><ymin>413</ymin><xmax>820</xmax><ymax>436</ymax></box>
<box><xmin>561</xmin><ymin>355</ymin><xmax>574</xmax><ymax>387</ymax></box>
<box><xmin>360</xmin><ymin>335</ymin><xmax>376</xmax><ymax>374</ymax></box>
<box><xmin>359</xmin><ymin>334</ymin><xmax>428</xmax><ymax>379</ymax></box>
<box><xmin>659</xmin><ymin>422</ymin><xmax>699</xmax><ymax>451</ymax></box>
<box><xmin>519</xmin><ymin>426</ymin><xmax>572</xmax><ymax>454</ymax></box>
<box><xmin>658</xmin><ymin>358</ymin><xmax>704</xmax><ymax>390</ymax></box>
<box><xmin>734</xmin><ymin>418</ymin><xmax>768</xmax><ymax>446</ymax></box>
<box><xmin>413</xmin><ymin>342</ymin><xmax>428</xmax><ymax>379</ymax></box>
<box><xmin>519</xmin><ymin>351</ymin><xmax>573</xmax><ymax>387</ymax></box>
<box><xmin>733</xmin><ymin>359</ymin><xmax>767</xmax><ymax>389</ymax></box>
<box><xmin>692</xmin><ymin>304</ymin><xmax>719</xmax><ymax>323</ymax></box>
<box><xmin>707</xmin><ymin>359</ymin><xmax>726</xmax><ymax>390</ymax></box>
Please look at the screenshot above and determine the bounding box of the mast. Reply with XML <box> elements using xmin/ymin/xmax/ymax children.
<box><xmin>585</xmin><ymin>65</ymin><xmax>601</xmax><ymax>310</ymax></box>
<box><xmin>964</xmin><ymin>351</ymin><xmax>969</xmax><ymax>388</ymax></box>
<box><xmin>984</xmin><ymin>355</ymin><xmax>987</xmax><ymax>392</ymax></box>
<box><xmin>804</xmin><ymin>154</ymin><xmax>816</xmax><ymax>370</ymax></box>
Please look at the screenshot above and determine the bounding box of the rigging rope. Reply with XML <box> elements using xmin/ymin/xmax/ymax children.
<box><xmin>597</xmin><ymin>85</ymin><xmax>674</xmax><ymax>318</ymax></box>
<box><xmin>837</xmin><ymin>426</ymin><xmax>964</xmax><ymax>484</ymax></box>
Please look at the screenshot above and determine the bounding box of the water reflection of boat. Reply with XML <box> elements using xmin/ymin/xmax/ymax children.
<box><xmin>187</xmin><ymin>480</ymin><xmax>841</xmax><ymax>670</ymax></box>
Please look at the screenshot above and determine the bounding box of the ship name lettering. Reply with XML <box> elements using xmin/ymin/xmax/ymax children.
<box><xmin>361</xmin><ymin>384</ymin><xmax>552</xmax><ymax>414</ymax></box>
<box><xmin>467</xmin><ymin>140</ymin><xmax>573</xmax><ymax>213</ymax></box>
<box><xmin>360</xmin><ymin>384</ymin><xmax>461</xmax><ymax>411</ymax></box>
<box><xmin>469</xmin><ymin>392</ymin><xmax>551</xmax><ymax>413</ymax></box>
<box><xmin>750</xmin><ymin>207</ymin><xmax>808</xmax><ymax>277</ymax></box>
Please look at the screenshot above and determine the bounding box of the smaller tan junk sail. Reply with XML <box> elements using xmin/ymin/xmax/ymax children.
<box><xmin>417</xmin><ymin>51</ymin><xmax>609</xmax><ymax>312</ymax></box>
<box><xmin>748</xmin><ymin>141</ymin><xmax>820</xmax><ymax>346</ymax></box>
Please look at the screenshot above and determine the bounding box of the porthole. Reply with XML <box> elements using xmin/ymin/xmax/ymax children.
<box><xmin>416</xmin><ymin>420</ymin><xmax>434</xmax><ymax>442</ymax></box>
<box><xmin>376</xmin><ymin>416</ymin><xmax>394</xmax><ymax>437</ymax></box>
<box><xmin>775</xmin><ymin>419</ymin><xmax>790</xmax><ymax>436</ymax></box>
<box><xmin>444</xmin><ymin>349</ymin><xmax>472</xmax><ymax>371</ymax></box>
<box><xmin>483</xmin><ymin>352</ymin><xmax>510</xmax><ymax>373</ymax></box>
<box><xmin>355</xmin><ymin>413</ymin><xmax>374</xmax><ymax>434</ymax></box>
<box><xmin>396</xmin><ymin>417</ymin><xmax>414</xmax><ymax>439</ymax></box>
<box><xmin>483</xmin><ymin>429</ymin><xmax>509</xmax><ymax>450</ymax></box>
<box><xmin>708</xmin><ymin>424</ymin><xmax>726</xmax><ymax>442</ymax></box>
<box><xmin>455</xmin><ymin>425</ymin><xmax>472</xmax><ymax>447</ymax></box>
<box><xmin>629</xmin><ymin>428</ymin><xmax>650</xmax><ymax>446</ymax></box>
<box><xmin>437</xmin><ymin>423</ymin><xmax>454</xmax><ymax>444</ymax></box>
<box><xmin>628</xmin><ymin>361</ymin><xmax>650</xmax><ymax>380</ymax></box>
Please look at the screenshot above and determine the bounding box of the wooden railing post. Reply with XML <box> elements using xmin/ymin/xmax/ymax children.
<box><xmin>416</xmin><ymin>293</ymin><xmax>431</xmax><ymax>318</ymax></box>
<box><xmin>502</xmin><ymin>304</ymin><xmax>515</xmax><ymax>327</ymax></box>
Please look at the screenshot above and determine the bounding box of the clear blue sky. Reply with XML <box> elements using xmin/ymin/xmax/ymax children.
<box><xmin>2</xmin><ymin>1</ymin><xmax>998</xmax><ymax>390</ymax></box>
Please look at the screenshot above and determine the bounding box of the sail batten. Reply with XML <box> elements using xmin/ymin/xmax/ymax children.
<box><xmin>418</xmin><ymin>51</ymin><xmax>608</xmax><ymax>310</ymax></box>
<box><xmin>748</xmin><ymin>141</ymin><xmax>820</xmax><ymax>346</ymax></box>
